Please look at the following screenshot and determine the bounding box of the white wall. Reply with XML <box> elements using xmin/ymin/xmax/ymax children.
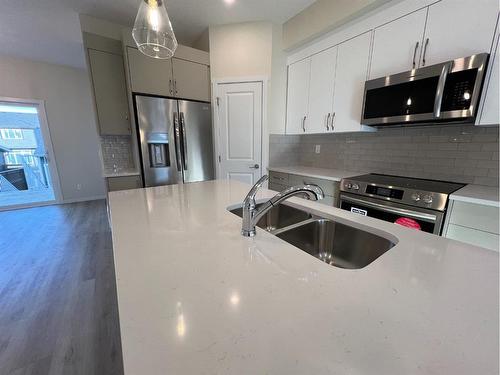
<box><xmin>283</xmin><ymin>0</ymin><xmax>392</xmax><ymax>50</ymax></box>
<box><xmin>0</xmin><ymin>55</ymin><xmax>106</xmax><ymax>201</ymax></box>
<box><xmin>209</xmin><ymin>22</ymin><xmax>273</xmax><ymax>79</ymax></box>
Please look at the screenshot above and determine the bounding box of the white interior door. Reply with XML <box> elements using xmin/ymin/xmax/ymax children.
<box><xmin>216</xmin><ymin>82</ymin><xmax>263</xmax><ymax>185</ymax></box>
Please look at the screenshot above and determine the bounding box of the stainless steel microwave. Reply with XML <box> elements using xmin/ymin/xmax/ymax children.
<box><xmin>361</xmin><ymin>53</ymin><xmax>489</xmax><ymax>126</ymax></box>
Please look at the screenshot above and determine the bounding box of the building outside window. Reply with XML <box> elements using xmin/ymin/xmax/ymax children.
<box><xmin>0</xmin><ymin>128</ymin><xmax>23</xmax><ymax>140</ymax></box>
<box><xmin>4</xmin><ymin>150</ymin><xmax>36</xmax><ymax>167</ymax></box>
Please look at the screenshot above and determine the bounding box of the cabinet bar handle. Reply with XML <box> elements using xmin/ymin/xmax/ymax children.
<box><xmin>422</xmin><ymin>38</ymin><xmax>429</xmax><ymax>66</ymax></box>
<box><xmin>331</xmin><ymin>112</ymin><xmax>336</xmax><ymax>131</ymax></box>
<box><xmin>326</xmin><ymin>113</ymin><xmax>331</xmax><ymax>131</ymax></box>
<box><xmin>302</xmin><ymin>116</ymin><xmax>307</xmax><ymax>132</ymax></box>
<box><xmin>412</xmin><ymin>41</ymin><xmax>420</xmax><ymax>69</ymax></box>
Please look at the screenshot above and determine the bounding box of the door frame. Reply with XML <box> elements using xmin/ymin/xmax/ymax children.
<box><xmin>0</xmin><ymin>96</ymin><xmax>63</xmax><ymax>210</ymax></box>
<box><xmin>211</xmin><ymin>76</ymin><xmax>269</xmax><ymax>182</ymax></box>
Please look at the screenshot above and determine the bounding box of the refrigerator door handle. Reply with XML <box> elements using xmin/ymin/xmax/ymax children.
<box><xmin>180</xmin><ymin>112</ymin><xmax>188</xmax><ymax>170</ymax></box>
<box><xmin>173</xmin><ymin>112</ymin><xmax>183</xmax><ymax>171</ymax></box>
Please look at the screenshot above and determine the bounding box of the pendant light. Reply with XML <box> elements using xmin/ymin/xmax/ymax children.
<box><xmin>132</xmin><ymin>0</ymin><xmax>178</xmax><ymax>59</ymax></box>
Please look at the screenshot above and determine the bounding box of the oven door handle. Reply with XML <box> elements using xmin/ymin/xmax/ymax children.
<box><xmin>341</xmin><ymin>195</ymin><xmax>437</xmax><ymax>222</ymax></box>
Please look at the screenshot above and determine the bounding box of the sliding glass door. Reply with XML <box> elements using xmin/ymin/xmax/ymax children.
<box><xmin>0</xmin><ymin>99</ymin><xmax>60</xmax><ymax>209</ymax></box>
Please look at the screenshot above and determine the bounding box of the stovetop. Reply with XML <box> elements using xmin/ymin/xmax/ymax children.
<box><xmin>347</xmin><ymin>174</ymin><xmax>465</xmax><ymax>194</ymax></box>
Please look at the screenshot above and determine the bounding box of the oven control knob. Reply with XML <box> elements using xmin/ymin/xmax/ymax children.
<box><xmin>411</xmin><ymin>193</ymin><xmax>421</xmax><ymax>202</ymax></box>
<box><xmin>352</xmin><ymin>183</ymin><xmax>360</xmax><ymax>191</ymax></box>
<box><xmin>422</xmin><ymin>195</ymin><xmax>433</xmax><ymax>204</ymax></box>
<box><xmin>346</xmin><ymin>183</ymin><xmax>352</xmax><ymax>189</ymax></box>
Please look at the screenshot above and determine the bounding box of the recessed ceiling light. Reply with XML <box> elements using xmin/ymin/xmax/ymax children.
<box><xmin>224</xmin><ymin>0</ymin><xmax>235</xmax><ymax>5</ymax></box>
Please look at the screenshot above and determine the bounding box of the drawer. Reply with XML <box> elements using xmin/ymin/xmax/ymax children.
<box><xmin>448</xmin><ymin>201</ymin><xmax>499</xmax><ymax>235</ymax></box>
<box><xmin>445</xmin><ymin>223</ymin><xmax>499</xmax><ymax>251</ymax></box>
<box><xmin>269</xmin><ymin>171</ymin><xmax>289</xmax><ymax>185</ymax></box>
<box><xmin>288</xmin><ymin>174</ymin><xmax>337</xmax><ymax>197</ymax></box>
<box><xmin>107</xmin><ymin>175</ymin><xmax>143</xmax><ymax>192</ymax></box>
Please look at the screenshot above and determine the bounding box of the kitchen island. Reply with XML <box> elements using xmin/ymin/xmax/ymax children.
<box><xmin>108</xmin><ymin>179</ymin><xmax>498</xmax><ymax>375</ymax></box>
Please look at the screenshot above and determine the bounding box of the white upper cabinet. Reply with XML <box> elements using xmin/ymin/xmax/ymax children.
<box><xmin>369</xmin><ymin>8</ymin><xmax>427</xmax><ymax>79</ymax></box>
<box><xmin>286</xmin><ymin>58</ymin><xmax>310</xmax><ymax>134</ymax></box>
<box><xmin>332</xmin><ymin>32</ymin><xmax>373</xmax><ymax>133</ymax></box>
<box><xmin>420</xmin><ymin>0</ymin><xmax>499</xmax><ymax>67</ymax></box>
<box><xmin>307</xmin><ymin>47</ymin><xmax>338</xmax><ymax>133</ymax></box>
<box><xmin>479</xmin><ymin>26</ymin><xmax>500</xmax><ymax>125</ymax></box>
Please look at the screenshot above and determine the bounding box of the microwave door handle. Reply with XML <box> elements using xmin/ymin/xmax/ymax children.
<box><xmin>433</xmin><ymin>61</ymin><xmax>453</xmax><ymax>118</ymax></box>
<box><xmin>341</xmin><ymin>195</ymin><xmax>437</xmax><ymax>223</ymax></box>
<box><xmin>173</xmin><ymin>112</ymin><xmax>182</xmax><ymax>171</ymax></box>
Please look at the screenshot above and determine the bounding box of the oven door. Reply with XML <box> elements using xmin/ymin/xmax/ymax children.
<box><xmin>339</xmin><ymin>194</ymin><xmax>445</xmax><ymax>235</ymax></box>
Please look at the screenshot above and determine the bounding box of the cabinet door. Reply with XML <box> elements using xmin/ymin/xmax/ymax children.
<box><xmin>286</xmin><ymin>58</ymin><xmax>311</xmax><ymax>134</ymax></box>
<box><xmin>370</xmin><ymin>8</ymin><xmax>427</xmax><ymax>79</ymax></box>
<box><xmin>332</xmin><ymin>32</ymin><xmax>372</xmax><ymax>133</ymax></box>
<box><xmin>127</xmin><ymin>47</ymin><xmax>173</xmax><ymax>96</ymax></box>
<box><xmin>421</xmin><ymin>0</ymin><xmax>499</xmax><ymax>67</ymax></box>
<box><xmin>88</xmin><ymin>50</ymin><xmax>131</xmax><ymax>135</ymax></box>
<box><xmin>307</xmin><ymin>47</ymin><xmax>337</xmax><ymax>133</ymax></box>
<box><xmin>479</xmin><ymin>26</ymin><xmax>500</xmax><ymax>125</ymax></box>
<box><xmin>172</xmin><ymin>58</ymin><xmax>210</xmax><ymax>102</ymax></box>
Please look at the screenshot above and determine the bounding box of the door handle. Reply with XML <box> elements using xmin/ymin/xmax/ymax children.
<box><xmin>249</xmin><ymin>164</ymin><xmax>259</xmax><ymax>169</ymax></box>
<box><xmin>433</xmin><ymin>61</ymin><xmax>453</xmax><ymax>118</ymax></box>
<box><xmin>412</xmin><ymin>41</ymin><xmax>419</xmax><ymax>69</ymax></box>
<box><xmin>302</xmin><ymin>116</ymin><xmax>307</xmax><ymax>132</ymax></box>
<box><xmin>326</xmin><ymin>113</ymin><xmax>331</xmax><ymax>131</ymax></box>
<box><xmin>180</xmin><ymin>112</ymin><xmax>188</xmax><ymax>170</ymax></box>
<box><xmin>173</xmin><ymin>112</ymin><xmax>182</xmax><ymax>171</ymax></box>
<box><xmin>422</xmin><ymin>38</ymin><xmax>429</xmax><ymax>66</ymax></box>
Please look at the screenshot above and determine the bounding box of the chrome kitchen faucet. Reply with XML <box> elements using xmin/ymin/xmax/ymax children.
<box><xmin>241</xmin><ymin>175</ymin><xmax>324</xmax><ymax>237</ymax></box>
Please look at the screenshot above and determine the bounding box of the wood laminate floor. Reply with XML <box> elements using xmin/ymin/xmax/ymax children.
<box><xmin>0</xmin><ymin>200</ymin><xmax>124</xmax><ymax>375</ymax></box>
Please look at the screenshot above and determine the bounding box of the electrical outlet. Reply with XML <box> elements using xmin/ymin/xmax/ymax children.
<box><xmin>76</xmin><ymin>183</ymin><xmax>82</xmax><ymax>191</ymax></box>
<box><xmin>315</xmin><ymin>145</ymin><xmax>321</xmax><ymax>154</ymax></box>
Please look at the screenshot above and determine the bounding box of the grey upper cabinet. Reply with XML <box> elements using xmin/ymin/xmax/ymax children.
<box><xmin>127</xmin><ymin>46</ymin><xmax>174</xmax><ymax>96</ymax></box>
<box><xmin>172</xmin><ymin>58</ymin><xmax>210</xmax><ymax>102</ymax></box>
<box><xmin>127</xmin><ymin>46</ymin><xmax>211</xmax><ymax>102</ymax></box>
<box><xmin>88</xmin><ymin>49</ymin><xmax>131</xmax><ymax>135</ymax></box>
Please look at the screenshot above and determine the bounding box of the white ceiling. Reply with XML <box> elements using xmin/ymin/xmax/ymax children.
<box><xmin>0</xmin><ymin>0</ymin><xmax>316</xmax><ymax>68</ymax></box>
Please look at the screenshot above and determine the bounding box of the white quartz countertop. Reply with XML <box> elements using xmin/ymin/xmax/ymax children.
<box><xmin>450</xmin><ymin>184</ymin><xmax>499</xmax><ymax>207</ymax></box>
<box><xmin>108</xmin><ymin>180</ymin><xmax>499</xmax><ymax>375</ymax></box>
<box><xmin>267</xmin><ymin>166</ymin><xmax>358</xmax><ymax>181</ymax></box>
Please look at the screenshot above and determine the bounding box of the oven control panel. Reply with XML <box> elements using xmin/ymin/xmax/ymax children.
<box><xmin>340</xmin><ymin>179</ymin><xmax>447</xmax><ymax>211</ymax></box>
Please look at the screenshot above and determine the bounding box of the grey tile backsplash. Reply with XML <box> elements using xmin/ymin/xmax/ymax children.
<box><xmin>269</xmin><ymin>124</ymin><xmax>499</xmax><ymax>187</ymax></box>
<box><xmin>100</xmin><ymin>136</ymin><xmax>136</xmax><ymax>174</ymax></box>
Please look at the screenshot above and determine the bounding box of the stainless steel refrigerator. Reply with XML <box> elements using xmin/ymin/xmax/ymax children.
<box><xmin>134</xmin><ymin>95</ymin><xmax>215</xmax><ymax>187</ymax></box>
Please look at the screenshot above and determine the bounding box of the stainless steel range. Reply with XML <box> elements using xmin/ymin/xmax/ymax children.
<box><xmin>339</xmin><ymin>174</ymin><xmax>465</xmax><ymax>235</ymax></box>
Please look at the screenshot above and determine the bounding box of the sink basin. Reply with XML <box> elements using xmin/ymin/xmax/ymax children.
<box><xmin>275</xmin><ymin>219</ymin><xmax>395</xmax><ymax>269</ymax></box>
<box><xmin>229</xmin><ymin>203</ymin><xmax>311</xmax><ymax>232</ymax></box>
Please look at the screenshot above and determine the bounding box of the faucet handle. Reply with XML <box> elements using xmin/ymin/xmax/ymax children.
<box><xmin>243</xmin><ymin>175</ymin><xmax>269</xmax><ymax>207</ymax></box>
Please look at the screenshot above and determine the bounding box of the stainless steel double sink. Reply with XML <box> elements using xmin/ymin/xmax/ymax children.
<box><xmin>229</xmin><ymin>202</ymin><xmax>395</xmax><ymax>269</ymax></box>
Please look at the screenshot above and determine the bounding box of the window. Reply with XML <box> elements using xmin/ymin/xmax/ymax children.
<box><xmin>4</xmin><ymin>150</ymin><xmax>36</xmax><ymax>166</ymax></box>
<box><xmin>0</xmin><ymin>129</ymin><xmax>23</xmax><ymax>140</ymax></box>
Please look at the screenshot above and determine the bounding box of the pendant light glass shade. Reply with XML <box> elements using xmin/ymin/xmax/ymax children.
<box><xmin>132</xmin><ymin>0</ymin><xmax>178</xmax><ymax>59</ymax></box>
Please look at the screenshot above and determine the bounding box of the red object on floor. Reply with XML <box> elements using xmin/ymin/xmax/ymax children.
<box><xmin>394</xmin><ymin>217</ymin><xmax>422</xmax><ymax>230</ymax></box>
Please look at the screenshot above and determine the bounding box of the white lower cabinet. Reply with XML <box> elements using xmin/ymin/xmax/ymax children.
<box><xmin>443</xmin><ymin>200</ymin><xmax>499</xmax><ymax>251</ymax></box>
